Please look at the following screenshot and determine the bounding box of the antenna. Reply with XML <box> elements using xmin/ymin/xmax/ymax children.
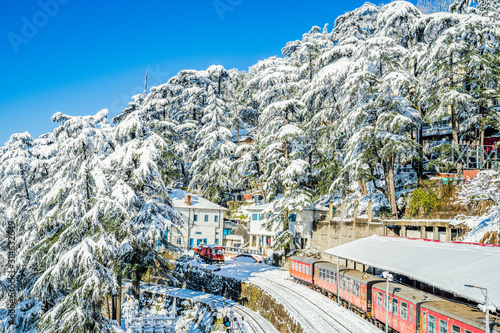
<box><xmin>143</xmin><ymin>70</ymin><xmax>148</xmax><ymax>99</ymax></box>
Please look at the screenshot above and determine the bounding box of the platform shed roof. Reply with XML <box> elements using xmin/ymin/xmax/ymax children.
<box><xmin>324</xmin><ymin>235</ymin><xmax>500</xmax><ymax>310</ymax></box>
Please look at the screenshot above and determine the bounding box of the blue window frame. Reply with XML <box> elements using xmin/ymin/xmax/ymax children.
<box><xmin>204</xmin><ymin>215</ymin><xmax>209</xmax><ymax>222</ymax></box>
<box><xmin>176</xmin><ymin>237</ymin><xmax>181</xmax><ymax>245</ymax></box>
<box><xmin>189</xmin><ymin>238</ymin><xmax>194</xmax><ymax>248</ymax></box>
<box><xmin>252</xmin><ymin>213</ymin><xmax>258</xmax><ymax>220</ymax></box>
<box><xmin>203</xmin><ymin>238</ymin><xmax>207</xmax><ymax>244</ymax></box>
<box><xmin>197</xmin><ymin>239</ymin><xmax>203</xmax><ymax>246</ymax></box>
<box><xmin>215</xmin><ymin>215</ymin><xmax>219</xmax><ymax>222</ymax></box>
<box><xmin>215</xmin><ymin>238</ymin><xmax>219</xmax><ymax>244</ymax></box>
<box><xmin>194</xmin><ymin>214</ymin><xmax>198</xmax><ymax>222</ymax></box>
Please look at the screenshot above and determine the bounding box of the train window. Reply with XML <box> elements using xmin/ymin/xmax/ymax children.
<box><xmin>400</xmin><ymin>301</ymin><xmax>407</xmax><ymax>320</ymax></box>
<box><xmin>465</xmin><ymin>330</ymin><xmax>472</xmax><ymax>333</ymax></box>
<box><xmin>423</xmin><ymin>312</ymin><xmax>427</xmax><ymax>331</ymax></box>
<box><xmin>355</xmin><ymin>283</ymin><xmax>359</xmax><ymax>297</ymax></box>
<box><xmin>392</xmin><ymin>298</ymin><xmax>399</xmax><ymax>315</ymax></box>
<box><xmin>429</xmin><ymin>315</ymin><xmax>436</xmax><ymax>333</ymax></box>
<box><xmin>439</xmin><ymin>319</ymin><xmax>449</xmax><ymax>333</ymax></box>
<box><xmin>410</xmin><ymin>304</ymin><xmax>413</xmax><ymax>324</ymax></box>
<box><xmin>451</xmin><ymin>325</ymin><xmax>460</xmax><ymax>333</ymax></box>
<box><xmin>377</xmin><ymin>292</ymin><xmax>383</xmax><ymax>308</ymax></box>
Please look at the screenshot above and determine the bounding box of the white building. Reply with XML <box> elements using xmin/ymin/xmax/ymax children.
<box><xmin>246</xmin><ymin>202</ymin><xmax>328</xmax><ymax>252</ymax></box>
<box><xmin>167</xmin><ymin>189</ymin><xmax>227</xmax><ymax>249</ymax></box>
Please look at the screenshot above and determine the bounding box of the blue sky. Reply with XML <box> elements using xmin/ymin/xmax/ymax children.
<box><xmin>0</xmin><ymin>0</ymin><xmax>410</xmax><ymax>145</ymax></box>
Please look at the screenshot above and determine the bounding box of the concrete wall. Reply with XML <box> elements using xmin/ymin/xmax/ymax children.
<box><xmin>311</xmin><ymin>218</ymin><xmax>387</xmax><ymax>260</ymax></box>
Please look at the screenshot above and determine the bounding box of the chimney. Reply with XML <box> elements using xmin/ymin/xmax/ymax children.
<box><xmin>185</xmin><ymin>194</ymin><xmax>192</xmax><ymax>206</ymax></box>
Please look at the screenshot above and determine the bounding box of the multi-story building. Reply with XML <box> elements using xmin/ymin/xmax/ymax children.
<box><xmin>167</xmin><ymin>189</ymin><xmax>226</xmax><ymax>249</ymax></box>
<box><xmin>246</xmin><ymin>202</ymin><xmax>328</xmax><ymax>254</ymax></box>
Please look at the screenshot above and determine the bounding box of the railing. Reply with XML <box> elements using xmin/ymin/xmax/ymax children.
<box><xmin>452</xmin><ymin>144</ymin><xmax>499</xmax><ymax>170</ymax></box>
<box><xmin>225</xmin><ymin>246</ymin><xmax>262</xmax><ymax>255</ymax></box>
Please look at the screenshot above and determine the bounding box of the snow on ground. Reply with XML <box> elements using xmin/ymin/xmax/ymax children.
<box><xmin>248</xmin><ymin>269</ymin><xmax>381</xmax><ymax>333</ymax></box>
<box><xmin>194</xmin><ymin>259</ymin><xmax>381</xmax><ymax>333</ymax></box>
<box><xmin>141</xmin><ymin>284</ymin><xmax>278</xmax><ymax>333</ymax></box>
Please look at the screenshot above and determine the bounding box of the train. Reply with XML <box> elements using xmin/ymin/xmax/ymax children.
<box><xmin>289</xmin><ymin>256</ymin><xmax>499</xmax><ymax>333</ymax></box>
<box><xmin>193</xmin><ymin>244</ymin><xmax>225</xmax><ymax>264</ymax></box>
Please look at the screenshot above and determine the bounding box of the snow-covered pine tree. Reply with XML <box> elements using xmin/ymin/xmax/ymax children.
<box><xmin>259</xmin><ymin>99</ymin><xmax>311</xmax><ymax>250</ymax></box>
<box><xmin>30</xmin><ymin>110</ymin><xmax>122</xmax><ymax>333</ymax></box>
<box><xmin>107</xmin><ymin>106</ymin><xmax>182</xmax><ymax>304</ymax></box>
<box><xmin>335</xmin><ymin>37</ymin><xmax>421</xmax><ymax>217</ymax></box>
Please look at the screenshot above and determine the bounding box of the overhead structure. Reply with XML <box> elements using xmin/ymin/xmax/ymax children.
<box><xmin>324</xmin><ymin>235</ymin><xmax>500</xmax><ymax>311</ymax></box>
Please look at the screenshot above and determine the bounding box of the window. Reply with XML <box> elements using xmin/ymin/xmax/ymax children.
<box><xmin>392</xmin><ymin>298</ymin><xmax>399</xmax><ymax>316</ymax></box>
<box><xmin>465</xmin><ymin>330</ymin><xmax>473</xmax><ymax>333</ymax></box>
<box><xmin>422</xmin><ymin>312</ymin><xmax>427</xmax><ymax>330</ymax></box>
<box><xmin>215</xmin><ymin>238</ymin><xmax>219</xmax><ymax>244</ymax></box>
<box><xmin>439</xmin><ymin>319</ymin><xmax>448</xmax><ymax>333</ymax></box>
<box><xmin>451</xmin><ymin>325</ymin><xmax>460</xmax><ymax>333</ymax></box>
<box><xmin>214</xmin><ymin>215</ymin><xmax>219</xmax><ymax>222</ymax></box>
<box><xmin>377</xmin><ymin>292</ymin><xmax>383</xmax><ymax>308</ymax></box>
<box><xmin>288</xmin><ymin>213</ymin><xmax>296</xmax><ymax>222</ymax></box>
<box><xmin>194</xmin><ymin>214</ymin><xmax>198</xmax><ymax>222</ymax></box>
<box><xmin>410</xmin><ymin>305</ymin><xmax>413</xmax><ymax>324</ymax></box>
<box><xmin>197</xmin><ymin>239</ymin><xmax>203</xmax><ymax>246</ymax></box>
<box><xmin>176</xmin><ymin>237</ymin><xmax>182</xmax><ymax>245</ymax></box>
<box><xmin>400</xmin><ymin>302</ymin><xmax>407</xmax><ymax>321</ymax></box>
<box><xmin>252</xmin><ymin>213</ymin><xmax>258</xmax><ymax>220</ymax></box>
<box><xmin>203</xmin><ymin>238</ymin><xmax>207</xmax><ymax>244</ymax></box>
<box><xmin>204</xmin><ymin>215</ymin><xmax>209</xmax><ymax>222</ymax></box>
<box><xmin>429</xmin><ymin>315</ymin><xmax>436</xmax><ymax>333</ymax></box>
<box><xmin>195</xmin><ymin>231</ymin><xmax>202</xmax><ymax>235</ymax></box>
<box><xmin>259</xmin><ymin>214</ymin><xmax>263</xmax><ymax>220</ymax></box>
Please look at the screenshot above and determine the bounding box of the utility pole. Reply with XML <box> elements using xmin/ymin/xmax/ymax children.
<box><xmin>382</xmin><ymin>271</ymin><xmax>393</xmax><ymax>333</ymax></box>
<box><xmin>143</xmin><ymin>70</ymin><xmax>148</xmax><ymax>99</ymax></box>
<box><xmin>336</xmin><ymin>256</ymin><xmax>340</xmax><ymax>306</ymax></box>
<box><xmin>7</xmin><ymin>219</ymin><xmax>16</xmax><ymax>325</ymax></box>
<box><xmin>465</xmin><ymin>284</ymin><xmax>490</xmax><ymax>333</ymax></box>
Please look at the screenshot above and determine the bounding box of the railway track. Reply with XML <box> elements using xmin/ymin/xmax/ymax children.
<box><xmin>141</xmin><ymin>284</ymin><xmax>277</xmax><ymax>333</ymax></box>
<box><xmin>254</xmin><ymin>275</ymin><xmax>355</xmax><ymax>333</ymax></box>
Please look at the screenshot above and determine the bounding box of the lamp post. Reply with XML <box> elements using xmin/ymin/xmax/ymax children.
<box><xmin>465</xmin><ymin>284</ymin><xmax>489</xmax><ymax>333</ymax></box>
<box><xmin>382</xmin><ymin>271</ymin><xmax>393</xmax><ymax>333</ymax></box>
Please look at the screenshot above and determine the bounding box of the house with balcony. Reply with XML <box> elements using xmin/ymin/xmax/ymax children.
<box><xmin>245</xmin><ymin>202</ymin><xmax>328</xmax><ymax>255</ymax></box>
<box><xmin>167</xmin><ymin>189</ymin><xmax>227</xmax><ymax>249</ymax></box>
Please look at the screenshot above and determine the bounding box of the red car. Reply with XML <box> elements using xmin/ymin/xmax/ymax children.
<box><xmin>194</xmin><ymin>245</ymin><xmax>225</xmax><ymax>264</ymax></box>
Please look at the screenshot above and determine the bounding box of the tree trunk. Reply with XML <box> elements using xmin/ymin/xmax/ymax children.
<box><xmin>451</xmin><ymin>105</ymin><xmax>463</xmax><ymax>176</ymax></box>
<box><xmin>384</xmin><ymin>156</ymin><xmax>398</xmax><ymax>218</ymax></box>
<box><xmin>358</xmin><ymin>179</ymin><xmax>368</xmax><ymax>196</ymax></box>
<box><xmin>112</xmin><ymin>272</ymin><xmax>122</xmax><ymax>322</ymax></box>
<box><xmin>105</xmin><ymin>295</ymin><xmax>111</xmax><ymax>319</ymax></box>
<box><xmin>132</xmin><ymin>268</ymin><xmax>140</xmax><ymax>300</ymax></box>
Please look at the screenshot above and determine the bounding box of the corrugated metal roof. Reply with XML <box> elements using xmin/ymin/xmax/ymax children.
<box><xmin>324</xmin><ymin>235</ymin><xmax>500</xmax><ymax>310</ymax></box>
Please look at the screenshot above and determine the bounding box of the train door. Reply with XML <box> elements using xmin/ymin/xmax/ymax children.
<box><xmin>421</xmin><ymin>312</ymin><xmax>427</xmax><ymax>333</ymax></box>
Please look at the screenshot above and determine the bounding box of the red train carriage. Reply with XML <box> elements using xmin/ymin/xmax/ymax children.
<box><xmin>421</xmin><ymin>301</ymin><xmax>500</xmax><ymax>333</ymax></box>
<box><xmin>193</xmin><ymin>244</ymin><xmax>225</xmax><ymax>264</ymax></box>
<box><xmin>338</xmin><ymin>270</ymin><xmax>385</xmax><ymax>316</ymax></box>
<box><xmin>289</xmin><ymin>256</ymin><xmax>324</xmax><ymax>285</ymax></box>
<box><xmin>372</xmin><ymin>281</ymin><xmax>440</xmax><ymax>333</ymax></box>
<box><xmin>314</xmin><ymin>262</ymin><xmax>348</xmax><ymax>298</ymax></box>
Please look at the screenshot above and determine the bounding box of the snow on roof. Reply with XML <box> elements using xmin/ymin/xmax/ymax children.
<box><xmin>325</xmin><ymin>235</ymin><xmax>500</xmax><ymax>310</ymax></box>
<box><xmin>245</xmin><ymin>202</ymin><xmax>328</xmax><ymax>212</ymax></box>
<box><xmin>168</xmin><ymin>189</ymin><xmax>227</xmax><ymax>211</ymax></box>
<box><xmin>229</xmin><ymin>127</ymin><xmax>256</xmax><ymax>142</ymax></box>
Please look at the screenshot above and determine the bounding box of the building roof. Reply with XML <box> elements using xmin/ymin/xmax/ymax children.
<box><xmin>230</xmin><ymin>127</ymin><xmax>256</xmax><ymax>143</ymax></box>
<box><xmin>245</xmin><ymin>202</ymin><xmax>328</xmax><ymax>212</ymax></box>
<box><xmin>324</xmin><ymin>235</ymin><xmax>500</xmax><ymax>310</ymax></box>
<box><xmin>168</xmin><ymin>189</ymin><xmax>227</xmax><ymax>211</ymax></box>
